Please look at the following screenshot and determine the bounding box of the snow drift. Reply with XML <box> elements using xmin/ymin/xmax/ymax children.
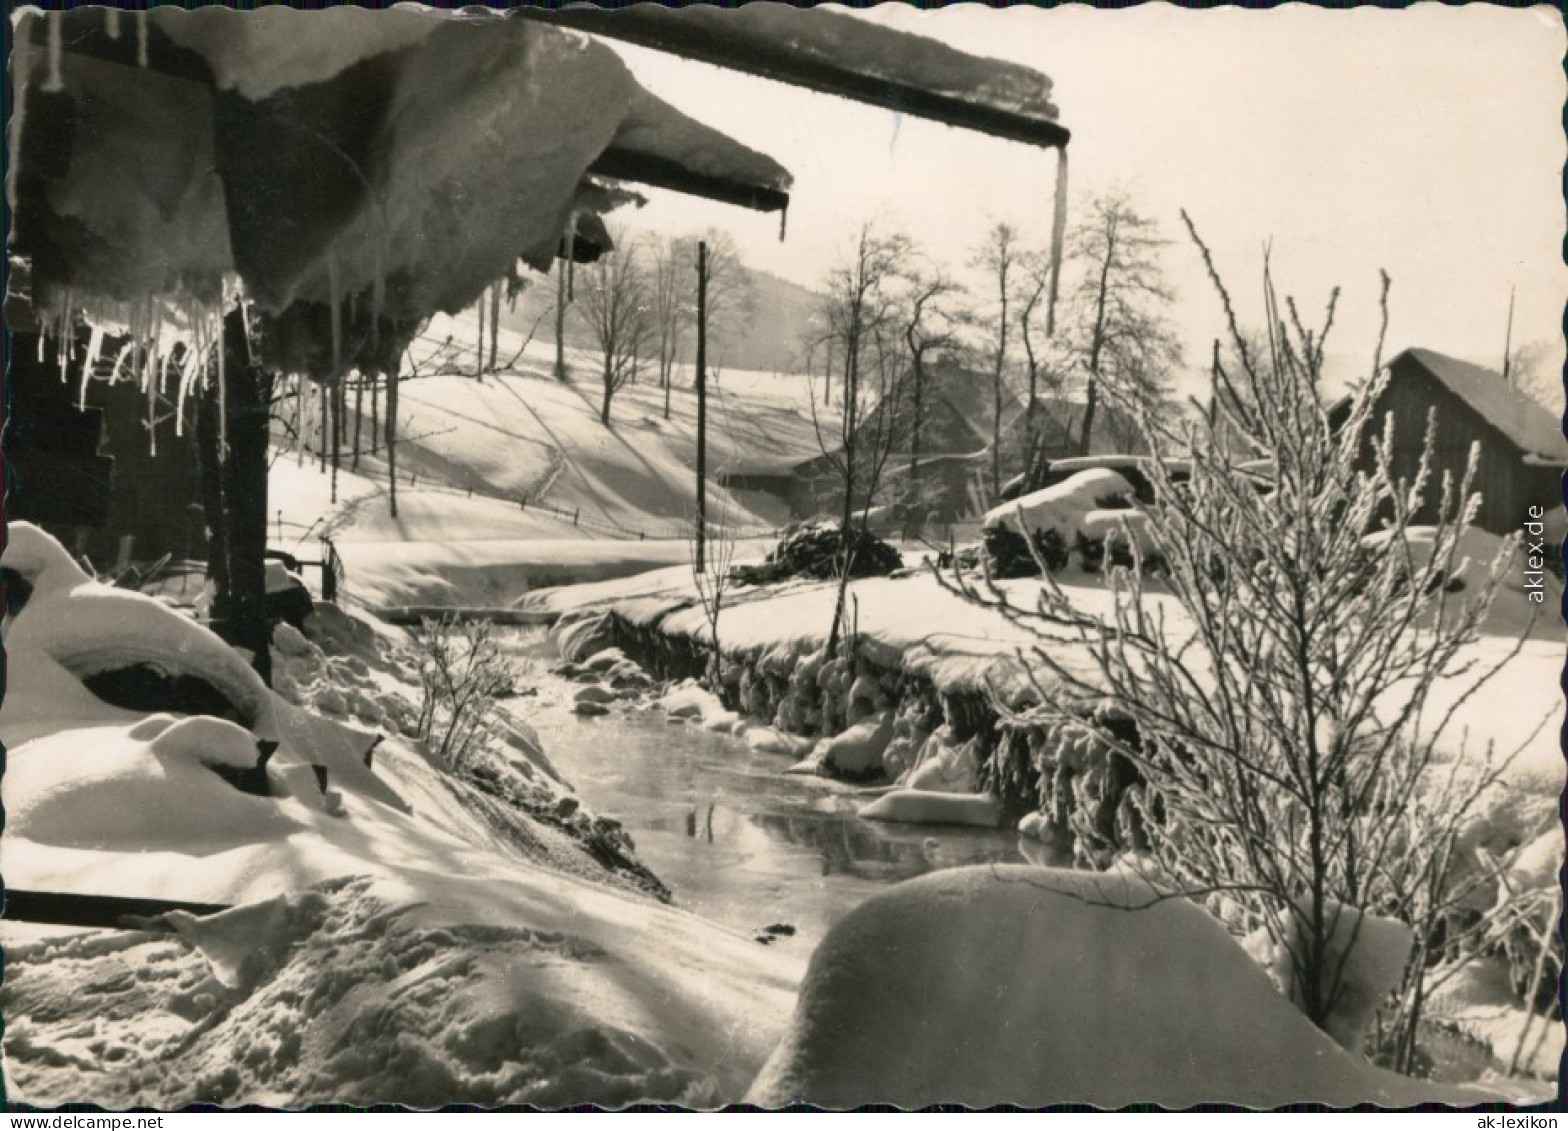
<box><xmin>746</xmin><ymin>865</ymin><xmax>1490</xmax><ymax>1109</ymax></box>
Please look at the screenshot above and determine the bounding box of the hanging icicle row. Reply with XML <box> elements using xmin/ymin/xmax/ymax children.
<box><xmin>1043</xmin><ymin>145</ymin><xmax>1070</xmax><ymax>340</ymax></box>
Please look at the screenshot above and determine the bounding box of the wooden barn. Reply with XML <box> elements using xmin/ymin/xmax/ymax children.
<box><xmin>1353</xmin><ymin>348</ymin><xmax>1565</xmax><ymax>535</ymax></box>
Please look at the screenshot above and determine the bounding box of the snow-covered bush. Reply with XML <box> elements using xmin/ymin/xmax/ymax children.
<box><xmin>949</xmin><ymin>234</ymin><xmax>1538</xmax><ymax>1069</ymax></box>
<box><xmin>408</xmin><ymin>614</ymin><xmax>519</xmax><ymax>772</ymax></box>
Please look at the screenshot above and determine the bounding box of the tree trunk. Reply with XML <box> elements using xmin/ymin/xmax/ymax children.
<box><xmin>352</xmin><ymin>377</ymin><xmax>363</xmax><ymax>472</ymax></box>
<box><xmin>370</xmin><ymin>374</ymin><xmax>380</xmax><ymax>454</ymax></box>
<box><xmin>600</xmin><ymin>359</ymin><xmax>614</xmax><ymax>426</ymax></box>
<box><xmin>909</xmin><ymin>351</ymin><xmax>925</xmax><ymax>483</ymax></box>
<box><xmin>1081</xmin><ymin>236</ymin><xmax>1115</xmax><ymax>457</ymax></box>
<box><xmin>330</xmin><ymin>378</ymin><xmax>341</xmax><ymax>504</ymax></box>
<box><xmin>294</xmin><ymin>374</ymin><xmax>304</xmax><ymax>468</ymax></box>
<box><xmin>386</xmin><ymin>362</ymin><xmax>400</xmax><ymax>518</ymax></box>
<box><xmin>476</xmin><ymin>291</ymin><xmax>486</xmax><ymax>380</ymax></box>
<box><xmin>555</xmin><ymin>263</ymin><xmax>569</xmax><ymax>382</ymax></box>
<box><xmin>214</xmin><ymin>312</ymin><xmax>273</xmax><ymax>686</ymax></box>
<box><xmin>488</xmin><ymin>283</ymin><xmax>501</xmax><ymax>372</ymax></box>
<box><xmin>827</xmin><ymin>329</ymin><xmax>859</xmax><ymax>659</ymax></box>
<box><xmin>318</xmin><ymin>382</ymin><xmax>328</xmax><ymax>473</ymax></box>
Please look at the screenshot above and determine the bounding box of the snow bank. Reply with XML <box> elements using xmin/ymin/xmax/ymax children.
<box><xmin>5</xmin><ymin>872</ymin><xmax>802</xmax><ymax>1108</ymax></box>
<box><xmin>746</xmin><ymin>866</ymin><xmax>1489</xmax><ymax>1108</ymax></box>
<box><xmin>2</xmin><ymin>523</ymin><xmax>278</xmax><ymax>746</ymax></box>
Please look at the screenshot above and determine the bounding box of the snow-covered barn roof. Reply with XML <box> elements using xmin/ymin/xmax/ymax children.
<box><xmin>519</xmin><ymin>5</ymin><xmax>1069</xmax><ymax>150</ymax></box>
<box><xmin>1393</xmin><ymin>348</ymin><xmax>1568</xmax><ymax>462</ymax></box>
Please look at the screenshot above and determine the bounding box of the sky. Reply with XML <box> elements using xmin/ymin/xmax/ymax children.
<box><xmin>602</xmin><ymin>3</ymin><xmax>1566</xmax><ymax>400</ymax></box>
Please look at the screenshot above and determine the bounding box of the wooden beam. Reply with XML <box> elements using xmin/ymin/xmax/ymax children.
<box><xmin>519</xmin><ymin>6</ymin><xmax>1070</xmax><ymax>151</ymax></box>
<box><xmin>4</xmin><ymin>888</ymin><xmax>232</xmax><ymax>931</ymax></box>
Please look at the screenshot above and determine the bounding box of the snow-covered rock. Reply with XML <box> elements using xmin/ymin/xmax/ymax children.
<box><xmin>900</xmin><ymin>726</ymin><xmax>981</xmax><ymax>793</ymax></box>
<box><xmin>746</xmin><ymin>866</ymin><xmax>1487</xmax><ymax>1108</ymax></box>
<box><xmin>659</xmin><ymin>681</ymin><xmax>724</xmax><ymax>722</ymax></box>
<box><xmin>857</xmin><ymin>790</ymin><xmax>1003</xmax><ymax>828</ymax></box>
<box><xmin>552</xmin><ymin>612</ymin><xmax>617</xmax><ymax>665</ymax></box>
<box><xmin>818</xmin><ymin>713</ymin><xmax>893</xmax><ymax>779</ymax></box>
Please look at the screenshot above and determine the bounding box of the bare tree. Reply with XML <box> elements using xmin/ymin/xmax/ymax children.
<box><xmin>899</xmin><ymin>264</ymin><xmax>966</xmax><ymax>485</ymax></box>
<box><xmin>1507</xmin><ymin>336</ymin><xmax>1562</xmax><ymax>414</ymax></box>
<box><xmin>811</xmin><ymin>222</ymin><xmax>911</xmax><ymax>655</ymax></box>
<box><xmin>577</xmin><ymin>231</ymin><xmax>653</xmax><ymax>427</ymax></box>
<box><xmin>649</xmin><ymin>234</ymin><xmax>692</xmax><ymax>419</ymax></box>
<box><xmin>1063</xmin><ymin>192</ymin><xmax>1181</xmax><ymax>456</ymax></box>
<box><xmin>951</xmin><ymin>228</ymin><xmax>1536</xmax><ymax>1062</ymax></box>
<box><xmin>972</xmin><ymin>222</ymin><xmax>1019</xmax><ymax>498</ymax></box>
<box><xmin>1013</xmin><ymin>247</ymin><xmax>1076</xmax><ymax>481</ymax></box>
<box><xmin>690</xmin><ymin>228</ymin><xmax>751</xmax><ymax>380</ymax></box>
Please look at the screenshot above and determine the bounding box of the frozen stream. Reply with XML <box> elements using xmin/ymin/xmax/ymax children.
<box><xmin>502</xmin><ymin>629</ymin><xmax>1027</xmax><ymax>952</ymax></box>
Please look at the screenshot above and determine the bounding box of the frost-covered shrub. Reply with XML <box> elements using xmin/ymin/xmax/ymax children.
<box><xmin>409</xmin><ymin>614</ymin><xmax>519</xmax><ymax>772</ymax></box>
<box><xmin>949</xmin><ymin>234</ymin><xmax>1534</xmax><ymax>1069</ymax></box>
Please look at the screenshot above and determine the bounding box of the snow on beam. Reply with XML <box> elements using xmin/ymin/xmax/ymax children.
<box><xmin>517</xmin><ymin>5</ymin><xmax>1071</xmax><ymax>150</ymax></box>
<box><xmin>590</xmin><ymin>86</ymin><xmax>793</xmax><ymax>213</ymax></box>
<box><xmin>588</xmin><ymin>148</ymin><xmax>790</xmax><ymax>214</ymax></box>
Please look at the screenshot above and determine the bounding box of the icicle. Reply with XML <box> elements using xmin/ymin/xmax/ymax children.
<box><xmin>84</xmin><ymin>325</ymin><xmax>104</xmax><ymax>381</ymax></box>
<box><xmin>1043</xmin><ymin>145</ymin><xmax>1070</xmax><ymax>340</ymax></box>
<box><xmin>136</xmin><ymin>10</ymin><xmax>148</xmax><ymax>68</ymax></box>
<box><xmin>42</xmin><ymin>13</ymin><xmax>64</xmax><ymax>93</ymax></box>
<box><xmin>105</xmin><ymin>8</ymin><xmax>121</xmax><ymax>40</ymax></box>
<box><xmin>175</xmin><ymin>344</ymin><xmax>199</xmax><ymax>438</ymax></box>
<box><xmin>779</xmin><ymin>200</ymin><xmax>788</xmax><ymax>243</ymax></box>
<box><xmin>56</xmin><ymin>298</ymin><xmax>72</xmax><ymax>385</ymax></box>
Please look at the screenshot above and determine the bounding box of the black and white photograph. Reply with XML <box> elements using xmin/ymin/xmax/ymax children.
<box><xmin>1</xmin><ymin>1</ymin><xmax>1564</xmax><ymax>1111</ymax></box>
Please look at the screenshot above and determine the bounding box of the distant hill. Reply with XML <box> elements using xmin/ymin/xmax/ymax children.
<box><xmin>494</xmin><ymin>263</ymin><xmax>822</xmax><ymax>377</ymax></box>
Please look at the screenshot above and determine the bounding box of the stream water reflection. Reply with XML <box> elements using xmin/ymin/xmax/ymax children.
<box><xmin>505</xmin><ymin>631</ymin><xmax>1027</xmax><ymax>950</ymax></box>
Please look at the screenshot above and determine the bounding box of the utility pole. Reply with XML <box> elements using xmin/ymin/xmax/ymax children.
<box><xmin>1501</xmin><ymin>284</ymin><xmax>1516</xmax><ymax>384</ymax></box>
<box><xmin>695</xmin><ymin>239</ymin><xmax>709</xmax><ymax>572</ymax></box>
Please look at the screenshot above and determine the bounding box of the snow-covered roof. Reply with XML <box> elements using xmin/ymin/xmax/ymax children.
<box><xmin>7</xmin><ymin>7</ymin><xmax>792</xmax><ymax>381</ymax></box>
<box><xmin>1393</xmin><ymin>348</ymin><xmax>1568</xmax><ymax>462</ymax></box>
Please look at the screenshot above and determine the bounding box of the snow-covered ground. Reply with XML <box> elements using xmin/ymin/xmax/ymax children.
<box><xmin>7</xmin><ymin>326</ymin><xmax>1561</xmax><ymax>1104</ymax></box>
<box><xmin>266</xmin><ymin>319</ymin><xmax>823</xmax><ymax>610</ymax></box>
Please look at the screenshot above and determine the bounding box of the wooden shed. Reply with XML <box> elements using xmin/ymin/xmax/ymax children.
<box><xmin>1356</xmin><ymin>348</ymin><xmax>1566</xmax><ymax>535</ymax></box>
